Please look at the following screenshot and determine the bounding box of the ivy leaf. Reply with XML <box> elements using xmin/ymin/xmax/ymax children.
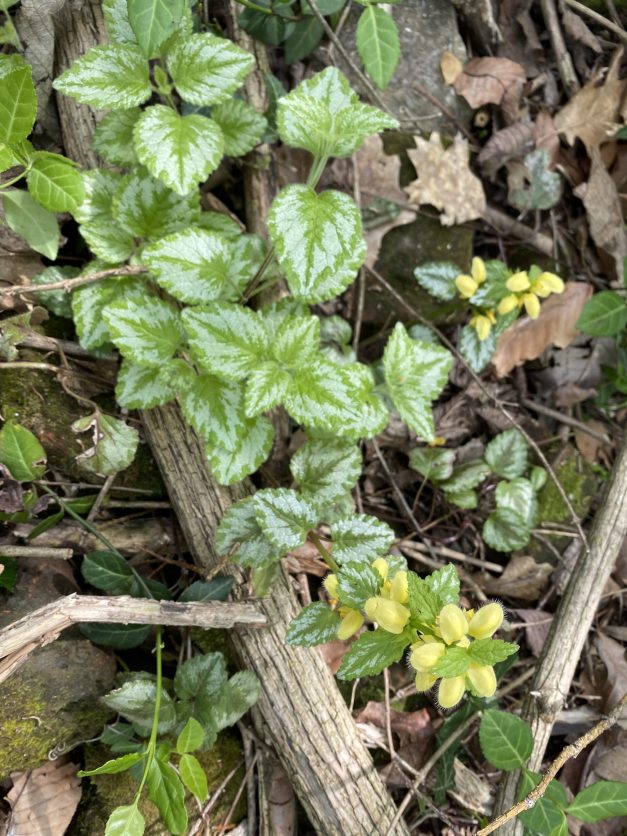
<box><xmin>337</xmin><ymin>629</ymin><xmax>408</xmax><ymax>680</ymax></box>
<box><xmin>337</xmin><ymin>561</ymin><xmax>381</xmax><ymax>609</ymax></box>
<box><xmin>356</xmin><ymin>6</ymin><xmax>400</xmax><ymax>90</ymax></box>
<box><xmin>211</xmin><ymin>98</ymin><xmax>267</xmax><ymax>157</ymax></box>
<box><xmin>146</xmin><ymin>758</ymin><xmax>187</xmax><ymax>835</ymax></box>
<box><xmin>414</xmin><ymin>261</ymin><xmax>460</xmax><ymax>301</ymax></box>
<box><xmin>167</xmin><ymin>33</ymin><xmax>255</xmax><ymax>106</ymax></box>
<box><xmin>409</xmin><ymin>447</ymin><xmax>456</xmax><ymax>481</ymax></box>
<box><xmin>82</xmin><ymin>550</ymin><xmax>134</xmax><ymax>594</ymax></box>
<box><xmin>179</xmin><ymin>753</ymin><xmax>208</xmax><ymax>802</ymax></box>
<box><xmin>104</xmin><ymin>804</ymin><xmax>145</xmax><ymax>836</ymax></box>
<box><xmin>180</xmin><ymin>374</ymin><xmax>247</xmax><ymax>450</ymax></box>
<box><xmin>479</xmin><ymin>710</ymin><xmax>533</xmax><ymax>771</ymax></box>
<box><xmin>253</xmin><ymin>488</ymin><xmax>319</xmax><ymax>551</ymax></box>
<box><xmin>268</xmin><ymin>185</ymin><xmax>366</xmax><ymax>303</ymax></box>
<box><xmin>0</xmin><ymin>420</ymin><xmax>46</xmax><ymax>481</ymax></box>
<box><xmin>93</xmin><ymin>109</ymin><xmax>140</xmax><ymax>167</ymax></box>
<box><xmin>73</xmin><ymin>412</ymin><xmax>139</xmax><ymax>477</ymax></box>
<box><xmin>577</xmin><ymin>290</ymin><xmax>627</xmax><ymax>337</ymax></box>
<box><xmin>134</xmin><ymin>106</ymin><xmax>224</xmax><ymax>195</ymax></box>
<box><xmin>103</xmin><ymin>679</ymin><xmax>177</xmax><ymax>736</ymax></box>
<box><xmin>81</xmin><ymin>623</ymin><xmax>151</xmax><ymax>650</ymax></box>
<box><xmin>216</xmin><ymin>496</ymin><xmax>280</xmax><ymax>569</ymax></box>
<box><xmin>425</xmin><ymin>563</ymin><xmax>459</xmax><ymax>605</ymax></box>
<box><xmin>112</xmin><ymin>168</ymin><xmax>200</xmax><ymax>239</ymax></box>
<box><xmin>0</xmin><ymin>54</ymin><xmax>36</xmax><ymax>144</ymax></box>
<box><xmin>2</xmin><ymin>189</ymin><xmax>59</xmax><ymax>259</ymax></box>
<box><xmin>104</xmin><ymin>296</ymin><xmax>184</xmax><ymax>366</ymax></box>
<box><xmin>566</xmin><ymin>781</ymin><xmax>627</xmax><ymax>823</ymax></box>
<box><xmin>26</xmin><ymin>152</ymin><xmax>84</xmax><ymax>213</ymax></box>
<box><xmin>74</xmin><ymin>170</ymin><xmax>134</xmax><ymax>263</ymax></box>
<box><xmin>277</xmin><ymin>66</ymin><xmax>397</xmax><ymax>158</ymax></box>
<box><xmin>432</xmin><ymin>646</ymin><xmax>469</xmax><ymax>678</ymax></box>
<box><xmin>291</xmin><ymin>437</ymin><xmax>362</xmax><ymax>509</ymax></box>
<box><xmin>483</xmin><ymin>507</ymin><xmax>531</xmax><ymax>552</ymax></box>
<box><xmin>407</xmin><ymin>572</ymin><xmax>442</xmax><ymax>623</ymax></box>
<box><xmin>127</xmin><ymin>0</ymin><xmax>186</xmax><ymax>57</ymax></box>
<box><xmin>182</xmin><ymin>303</ymin><xmax>268</xmax><ymax>380</ymax></box>
<box><xmin>207</xmin><ymin>414</ymin><xmax>274</xmax><ymax>484</ymax></box>
<box><xmin>53</xmin><ymin>44</ymin><xmax>151</xmax><ymax>109</ymax></box>
<box><xmin>496</xmin><ymin>477</ymin><xmax>538</xmax><ymax>527</ymax></box>
<box><xmin>115</xmin><ymin>361</ymin><xmax>178</xmax><ymax>409</ymax></box>
<box><xmin>330</xmin><ymin>514</ymin><xmax>395</xmax><ymax>564</ymax></box>
<box><xmin>383</xmin><ymin>323</ymin><xmax>453</xmax><ymax>442</ymax></box>
<box><xmin>468</xmin><ymin>638</ymin><xmax>518</xmax><ymax>666</ymax></box>
<box><xmin>484</xmin><ymin>428</ymin><xmax>528</xmax><ymax>479</ymax></box>
<box><xmin>284</xmin><ymin>16</ymin><xmax>324</xmax><ymax>64</ymax></box>
<box><xmin>285</xmin><ymin>602</ymin><xmax>341</xmax><ymax>646</ymax></box>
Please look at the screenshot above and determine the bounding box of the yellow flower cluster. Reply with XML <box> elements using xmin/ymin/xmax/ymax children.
<box><xmin>324</xmin><ymin>559</ymin><xmax>410</xmax><ymax>641</ymax></box>
<box><xmin>410</xmin><ymin>602</ymin><xmax>504</xmax><ymax>709</ymax></box>
<box><xmin>497</xmin><ymin>270</ymin><xmax>564</xmax><ymax>319</ymax></box>
<box><xmin>455</xmin><ymin>256</ymin><xmax>486</xmax><ymax>299</ymax></box>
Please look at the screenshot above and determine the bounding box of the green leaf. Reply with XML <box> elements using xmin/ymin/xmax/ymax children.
<box><xmin>253</xmin><ymin>488</ymin><xmax>319</xmax><ymax>551</ymax></box>
<box><xmin>0</xmin><ymin>54</ymin><xmax>36</xmax><ymax>144</ymax></box>
<box><xmin>112</xmin><ymin>168</ymin><xmax>200</xmax><ymax>239</ymax></box>
<box><xmin>518</xmin><ymin>772</ymin><xmax>569</xmax><ymax>835</ymax></box>
<box><xmin>216</xmin><ymin>496</ymin><xmax>280</xmax><ymax>569</ymax></box>
<box><xmin>72</xmin><ymin>275</ymin><xmax>142</xmax><ymax>350</ymax></box>
<box><xmin>103</xmin><ymin>296</ymin><xmax>184</xmax><ymax>366</ymax></box>
<box><xmin>252</xmin><ymin>562</ymin><xmax>280</xmax><ymax>596</ymax></box>
<box><xmin>127</xmin><ymin>0</ymin><xmax>186</xmax><ymax>56</ymax></box>
<box><xmin>383</xmin><ymin>323</ymin><xmax>453</xmax><ymax>442</ymax></box>
<box><xmin>103</xmin><ymin>679</ymin><xmax>177</xmax><ymax>736</ymax></box>
<box><xmin>82</xmin><ymin>550</ymin><xmax>134</xmax><ymax>594</ymax></box>
<box><xmin>167</xmin><ymin>33</ymin><xmax>255</xmax><ymax>106</ymax></box>
<box><xmin>179</xmin><ymin>576</ymin><xmax>234</xmax><ymax>602</ymax></box>
<box><xmin>285</xmin><ymin>602</ymin><xmax>341</xmax><ymax>646</ymax></box>
<box><xmin>479</xmin><ymin>709</ymin><xmax>533</xmax><ymax>771</ymax></box>
<box><xmin>115</xmin><ymin>361</ymin><xmax>178</xmax><ymax>409</ymax></box>
<box><xmin>566</xmin><ymin>780</ymin><xmax>627</xmax><ymax>823</ymax></box>
<box><xmin>104</xmin><ymin>0</ymin><xmax>138</xmax><ymax>44</ymax></box>
<box><xmin>244</xmin><ymin>362</ymin><xmax>291</xmax><ymax>416</ymax></box>
<box><xmin>179</xmin><ymin>753</ymin><xmax>208</xmax><ymax>802</ymax></box>
<box><xmin>0</xmin><ymin>555</ymin><xmax>17</xmax><ymax>591</ymax></box>
<box><xmin>407</xmin><ymin>571</ymin><xmax>442</xmax><ymax>622</ymax></box>
<box><xmin>496</xmin><ymin>477</ymin><xmax>538</xmax><ymax>527</ymax></box>
<box><xmin>29</xmin><ymin>266</ymin><xmax>78</xmax><ymax>318</ymax></box>
<box><xmin>439</xmin><ymin>461</ymin><xmax>490</xmax><ymax>494</ymax></box>
<box><xmin>510</xmin><ymin>148</ymin><xmax>562</xmax><ymax>211</ymax></box>
<box><xmin>331</xmin><ymin>514</ymin><xmax>395</xmax><ymax>564</ymax></box>
<box><xmin>337</xmin><ymin>561</ymin><xmax>381</xmax><ymax>609</ymax></box>
<box><xmin>337</xmin><ymin>629</ymin><xmax>408</xmax><ymax>680</ymax></box>
<box><xmin>577</xmin><ymin>291</ymin><xmax>627</xmax><ymax>337</ymax></box>
<box><xmin>2</xmin><ymin>189</ymin><xmax>59</xmax><ymax>259</ymax></box>
<box><xmin>291</xmin><ymin>437</ymin><xmax>362</xmax><ymax>508</ymax></box>
<box><xmin>483</xmin><ymin>507</ymin><xmax>531</xmax><ymax>552</ymax></box>
<box><xmin>356</xmin><ymin>6</ymin><xmax>399</xmax><ymax>90</ymax></box>
<box><xmin>26</xmin><ymin>152</ymin><xmax>84</xmax><ymax>213</ymax></box>
<box><xmin>79</xmin><ymin>752</ymin><xmax>145</xmax><ymax>776</ymax></box>
<box><xmin>182</xmin><ymin>303</ymin><xmax>268</xmax><ymax>380</ymax></box>
<box><xmin>212</xmin><ymin>669</ymin><xmax>260</xmax><ymax>730</ymax></box>
<box><xmin>211</xmin><ymin>98</ymin><xmax>267</xmax><ymax>157</ymax></box>
<box><xmin>432</xmin><ymin>645</ymin><xmax>469</xmax><ymax>677</ymax></box>
<box><xmin>238</xmin><ymin>7</ymin><xmax>293</xmax><ymax>46</ymax></box>
<box><xmin>425</xmin><ymin>563</ymin><xmax>460</xmax><ymax>605</ymax></box>
<box><xmin>277</xmin><ymin>66</ymin><xmax>397</xmax><ymax>158</ymax></box>
<box><xmin>414</xmin><ymin>261</ymin><xmax>460</xmax><ymax>301</ymax></box>
<box><xmin>80</xmin><ymin>622</ymin><xmax>152</xmax><ymax>649</ymax></box>
<box><xmin>104</xmin><ymin>804</ymin><xmax>145</xmax><ymax>836</ymax></box>
<box><xmin>176</xmin><ymin>717</ymin><xmax>205</xmax><ymax>754</ymax></box>
<box><xmin>146</xmin><ymin>758</ymin><xmax>187</xmax><ymax>835</ymax></box>
<box><xmin>284</xmin><ymin>16</ymin><xmax>324</xmax><ymax>64</ymax></box>
<box><xmin>409</xmin><ymin>447</ymin><xmax>456</xmax><ymax>482</ymax></box>
<box><xmin>180</xmin><ymin>374</ymin><xmax>246</xmax><ymax>451</ymax></box>
<box><xmin>74</xmin><ymin>170</ymin><xmax>135</xmax><ymax>262</ymax></box>
<box><xmin>0</xmin><ymin>420</ymin><xmax>46</xmax><ymax>481</ymax></box>
<box><xmin>268</xmin><ymin>185</ymin><xmax>366</xmax><ymax>303</ymax></box>
<box><xmin>134</xmin><ymin>106</ymin><xmax>224</xmax><ymax>195</ymax></box>
<box><xmin>485</xmin><ymin>428</ymin><xmax>528</xmax><ymax>479</ymax></box>
<box><xmin>174</xmin><ymin>652</ymin><xmax>227</xmax><ymax>706</ymax></box>
<box><xmin>53</xmin><ymin>44</ymin><xmax>151</xmax><ymax>109</ymax></box>
<box><xmin>72</xmin><ymin>412</ymin><xmax>139</xmax><ymax>477</ymax></box>
<box><xmin>207</xmin><ymin>415</ymin><xmax>274</xmax><ymax>484</ymax></box>
<box><xmin>445</xmin><ymin>489</ymin><xmax>477</xmax><ymax>509</ymax></box>
<box><xmin>469</xmin><ymin>638</ymin><xmax>518</xmax><ymax>666</ymax></box>
<box><xmin>459</xmin><ymin>323</ymin><xmax>497</xmax><ymax>374</ymax></box>
<box><xmin>93</xmin><ymin>109</ymin><xmax>140</xmax><ymax>167</ymax></box>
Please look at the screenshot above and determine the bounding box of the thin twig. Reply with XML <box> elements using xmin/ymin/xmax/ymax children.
<box><xmin>562</xmin><ymin>0</ymin><xmax>627</xmax><ymax>43</ymax></box>
<box><xmin>413</xmin><ymin>81</ymin><xmax>475</xmax><ymax>142</ymax></box>
<box><xmin>540</xmin><ymin>0</ymin><xmax>580</xmax><ymax>96</ymax></box>
<box><xmin>188</xmin><ymin>758</ymin><xmax>246</xmax><ymax>835</ymax></box>
<box><xmin>521</xmin><ymin>398</ymin><xmax>612</xmax><ymax>444</ymax></box>
<box><xmin>0</xmin><ymin>264</ymin><xmax>147</xmax><ymax>298</ymax></box>
<box><xmin>383</xmin><ymin>668</ymin><xmax>396</xmax><ymax>761</ymax></box>
<box><xmin>219</xmin><ymin>751</ymin><xmax>260</xmax><ymax>833</ymax></box>
<box><xmin>398</xmin><ymin>539</ymin><xmax>504</xmax><ymax>574</ymax></box>
<box><xmin>478</xmin><ymin>693</ymin><xmax>627</xmax><ymax>835</ymax></box>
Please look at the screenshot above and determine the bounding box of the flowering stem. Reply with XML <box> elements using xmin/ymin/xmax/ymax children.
<box><xmin>309</xmin><ymin>531</ymin><xmax>340</xmax><ymax>574</ymax></box>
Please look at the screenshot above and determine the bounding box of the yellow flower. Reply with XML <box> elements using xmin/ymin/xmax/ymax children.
<box><xmin>438</xmin><ymin>675</ymin><xmax>466</xmax><ymax>708</ymax></box>
<box><xmin>429</xmin><ymin>436</ymin><xmax>447</xmax><ymax>447</ymax></box>
<box><xmin>415</xmin><ymin>671</ymin><xmax>438</xmax><ymax>692</ymax></box>
<box><xmin>456</xmin><ymin>274</ymin><xmax>479</xmax><ymax>299</ymax></box>
<box><xmin>506</xmin><ymin>271</ymin><xmax>531</xmax><ymax>292</ymax></box>
<box><xmin>438</xmin><ymin>604</ymin><xmax>469</xmax><ymax>644</ymax></box>
<box><xmin>364</xmin><ymin>597</ymin><xmax>410</xmax><ymax>634</ymax></box>
<box><xmin>410</xmin><ymin>640</ymin><xmax>446</xmax><ymax>670</ymax></box>
<box><xmin>468</xmin><ymin>602</ymin><xmax>504</xmax><ymax>639</ymax></box>
<box><xmin>471</xmin><ymin>256</ymin><xmax>486</xmax><ymax>284</ymax></box>
<box><xmin>497</xmin><ymin>293</ymin><xmax>520</xmax><ymax>315</ymax></box>
<box><xmin>470</xmin><ymin>314</ymin><xmax>492</xmax><ymax>341</ymax></box>
<box><xmin>389</xmin><ymin>571</ymin><xmax>409</xmax><ymax>604</ymax></box>
<box><xmin>371</xmin><ymin>558</ymin><xmax>389</xmax><ymax>581</ymax></box>
<box><xmin>467</xmin><ymin>662</ymin><xmax>497</xmax><ymax>697</ymax></box>
<box><xmin>522</xmin><ymin>292</ymin><xmax>540</xmax><ymax>319</ymax></box>
<box><xmin>337</xmin><ymin>608</ymin><xmax>364</xmax><ymax>640</ymax></box>
<box><xmin>324</xmin><ymin>573</ymin><xmax>339</xmax><ymax>600</ymax></box>
<box><xmin>535</xmin><ymin>271</ymin><xmax>564</xmax><ymax>295</ymax></box>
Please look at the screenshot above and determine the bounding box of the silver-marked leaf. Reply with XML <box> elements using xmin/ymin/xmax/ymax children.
<box><xmin>291</xmin><ymin>437</ymin><xmax>362</xmax><ymax>508</ymax></box>
<box><xmin>268</xmin><ymin>185</ymin><xmax>366</xmax><ymax>303</ymax></box>
<box><xmin>75</xmin><ymin>170</ymin><xmax>135</xmax><ymax>263</ymax></box>
<box><xmin>2</xmin><ymin>189</ymin><xmax>59</xmax><ymax>259</ymax></box>
<box><xmin>30</xmin><ymin>266</ymin><xmax>78</xmax><ymax>318</ymax></box>
<box><xmin>509</xmin><ymin>148</ymin><xmax>561</xmax><ymax>211</ymax></box>
<box><xmin>216</xmin><ymin>496</ymin><xmax>280</xmax><ymax>568</ymax></box>
<box><xmin>277</xmin><ymin>66</ymin><xmax>397</xmax><ymax>158</ymax></box>
<box><xmin>271</xmin><ymin>314</ymin><xmax>320</xmax><ymax>366</ymax></box>
<box><xmin>112</xmin><ymin>168</ymin><xmax>200</xmax><ymax>239</ymax></box>
<box><xmin>53</xmin><ymin>44</ymin><xmax>151</xmax><ymax>109</ymax></box>
<box><xmin>337</xmin><ymin>629</ymin><xmax>408</xmax><ymax>680</ymax></box>
<box><xmin>253</xmin><ymin>488</ymin><xmax>319</xmax><ymax>551</ymax></box>
<box><xmin>93</xmin><ymin>109</ymin><xmax>141</xmax><ymax>167</ymax></box>
<box><xmin>414</xmin><ymin>261</ymin><xmax>461</xmax><ymax>301</ymax></box>
<box><xmin>356</xmin><ymin>6</ymin><xmax>400</xmax><ymax>90</ymax></box>
<box><xmin>458</xmin><ymin>323</ymin><xmax>497</xmax><ymax>374</ymax></box>
<box><xmin>482</xmin><ymin>507</ymin><xmax>531</xmax><ymax>552</ymax></box>
<box><xmin>0</xmin><ymin>54</ymin><xmax>36</xmax><ymax>144</ymax></box>
<box><xmin>484</xmin><ymin>428</ymin><xmax>528</xmax><ymax>479</ymax></box>
<box><xmin>337</xmin><ymin>560</ymin><xmax>382</xmax><ymax>609</ymax></box>
<box><xmin>72</xmin><ymin>275</ymin><xmax>143</xmax><ymax>350</ymax></box>
<box><xmin>383</xmin><ymin>323</ymin><xmax>453</xmax><ymax>442</ymax></box>
<box><xmin>495</xmin><ymin>477</ymin><xmax>538</xmax><ymax>527</ymax></box>
<box><xmin>409</xmin><ymin>447</ymin><xmax>456</xmax><ymax>482</ymax></box>
<box><xmin>167</xmin><ymin>33</ymin><xmax>255</xmax><ymax>106</ymax></box>
<box><xmin>103</xmin><ymin>0</ymin><xmax>138</xmax><ymax>44</ymax></box>
<box><xmin>244</xmin><ymin>362</ymin><xmax>291</xmax><ymax>416</ymax></box>
<box><xmin>73</xmin><ymin>412</ymin><xmax>139</xmax><ymax>477</ymax></box>
<box><xmin>180</xmin><ymin>374</ymin><xmax>247</xmax><ymax>450</ymax></box>
<box><xmin>330</xmin><ymin>514</ymin><xmax>395</xmax><ymax>564</ymax></box>
<box><xmin>27</xmin><ymin>152</ymin><xmax>84</xmax><ymax>213</ymax></box>
<box><xmin>115</xmin><ymin>361</ymin><xmax>178</xmax><ymax>409</ymax></box>
<box><xmin>211</xmin><ymin>98</ymin><xmax>267</xmax><ymax>157</ymax></box>
<box><xmin>207</xmin><ymin>414</ymin><xmax>274</xmax><ymax>484</ymax></box>
<box><xmin>222</xmin><ymin>234</ymin><xmax>266</xmax><ymax>299</ymax></box>
<box><xmin>285</xmin><ymin>602</ymin><xmax>341</xmax><ymax>646</ymax></box>
<box><xmin>104</xmin><ymin>296</ymin><xmax>184</xmax><ymax>366</ymax></box>
<box><xmin>128</xmin><ymin>0</ymin><xmax>186</xmax><ymax>56</ymax></box>
<box><xmin>195</xmin><ymin>211</ymin><xmax>242</xmax><ymax>238</ymax></box>
<box><xmin>182</xmin><ymin>303</ymin><xmax>268</xmax><ymax>380</ymax></box>
<box><xmin>134</xmin><ymin>106</ymin><xmax>224</xmax><ymax>195</ymax></box>
<box><xmin>439</xmin><ymin>461</ymin><xmax>490</xmax><ymax>494</ymax></box>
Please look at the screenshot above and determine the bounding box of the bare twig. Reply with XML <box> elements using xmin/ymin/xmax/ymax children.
<box><xmin>562</xmin><ymin>0</ymin><xmax>627</xmax><ymax>44</ymax></box>
<box><xmin>0</xmin><ymin>546</ymin><xmax>73</xmax><ymax>560</ymax></box>
<box><xmin>188</xmin><ymin>758</ymin><xmax>246</xmax><ymax>835</ymax></box>
<box><xmin>398</xmin><ymin>539</ymin><xmax>504</xmax><ymax>574</ymax></box>
<box><xmin>479</xmin><ymin>693</ymin><xmax>627</xmax><ymax>835</ymax></box>
<box><xmin>383</xmin><ymin>668</ymin><xmax>396</xmax><ymax>761</ymax></box>
<box><xmin>521</xmin><ymin>398</ymin><xmax>612</xmax><ymax>444</ymax></box>
<box><xmin>540</xmin><ymin>0</ymin><xmax>580</xmax><ymax>96</ymax></box>
<box><xmin>483</xmin><ymin>206</ymin><xmax>554</xmax><ymax>258</ymax></box>
<box><xmin>0</xmin><ymin>264</ymin><xmax>147</xmax><ymax>298</ymax></box>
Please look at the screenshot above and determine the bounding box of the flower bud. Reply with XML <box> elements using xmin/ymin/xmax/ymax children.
<box><xmin>497</xmin><ymin>294</ymin><xmax>519</xmax><ymax>315</ymax></box>
<box><xmin>506</xmin><ymin>271</ymin><xmax>531</xmax><ymax>292</ymax></box>
<box><xmin>371</xmin><ymin>558</ymin><xmax>389</xmax><ymax>582</ymax></box>
<box><xmin>410</xmin><ymin>640</ymin><xmax>446</xmax><ymax>671</ymax></box>
<box><xmin>324</xmin><ymin>573</ymin><xmax>338</xmax><ymax>600</ymax></box>
<box><xmin>523</xmin><ymin>292</ymin><xmax>540</xmax><ymax>319</ymax></box>
<box><xmin>468</xmin><ymin>602</ymin><xmax>503</xmax><ymax>639</ymax></box>
<box><xmin>415</xmin><ymin>671</ymin><xmax>437</xmax><ymax>692</ymax></box>
<box><xmin>467</xmin><ymin>662</ymin><xmax>497</xmax><ymax>697</ymax></box>
<box><xmin>439</xmin><ymin>604</ymin><xmax>469</xmax><ymax>644</ymax></box>
<box><xmin>471</xmin><ymin>256</ymin><xmax>486</xmax><ymax>284</ymax></box>
<box><xmin>537</xmin><ymin>271</ymin><xmax>564</xmax><ymax>294</ymax></box>
<box><xmin>389</xmin><ymin>571</ymin><xmax>409</xmax><ymax>604</ymax></box>
<box><xmin>455</xmin><ymin>274</ymin><xmax>478</xmax><ymax>299</ymax></box>
<box><xmin>438</xmin><ymin>676</ymin><xmax>466</xmax><ymax>708</ymax></box>
<box><xmin>337</xmin><ymin>609</ymin><xmax>364</xmax><ymax>640</ymax></box>
<box><xmin>364</xmin><ymin>597</ymin><xmax>410</xmax><ymax>634</ymax></box>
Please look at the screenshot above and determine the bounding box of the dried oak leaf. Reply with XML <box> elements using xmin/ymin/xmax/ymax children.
<box><xmin>405</xmin><ymin>133</ymin><xmax>486</xmax><ymax>226</ymax></box>
<box><xmin>492</xmin><ymin>281</ymin><xmax>593</xmax><ymax>377</ymax></box>
<box><xmin>453</xmin><ymin>57</ymin><xmax>526</xmax><ymax>122</ymax></box>
<box><xmin>7</xmin><ymin>758</ymin><xmax>81</xmax><ymax>835</ymax></box>
<box><xmin>554</xmin><ymin>69</ymin><xmax>627</xmax><ymax>152</ymax></box>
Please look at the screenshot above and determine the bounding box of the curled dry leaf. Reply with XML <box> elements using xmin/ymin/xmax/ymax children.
<box><xmin>484</xmin><ymin>554</ymin><xmax>553</xmax><ymax>601</ymax></box>
<box><xmin>353</xmin><ymin>701</ymin><xmax>432</xmax><ymax>748</ymax></box>
<box><xmin>440</xmin><ymin>50</ymin><xmax>463</xmax><ymax>85</ymax></box>
<box><xmin>554</xmin><ymin>68</ymin><xmax>627</xmax><ymax>152</ymax></box>
<box><xmin>478</xmin><ymin>121</ymin><xmax>534</xmax><ymax>177</ymax></box>
<box><xmin>405</xmin><ymin>133</ymin><xmax>486</xmax><ymax>226</ymax></box>
<box><xmin>492</xmin><ymin>281</ymin><xmax>594</xmax><ymax>377</ymax></box>
<box><xmin>574</xmin><ymin>419</ymin><xmax>612</xmax><ymax>464</ymax></box>
<box><xmin>561</xmin><ymin>7</ymin><xmax>602</xmax><ymax>53</ymax></box>
<box><xmin>451</xmin><ymin>758</ymin><xmax>493</xmax><ymax>816</ymax></box>
<box><xmin>452</xmin><ymin>56</ymin><xmax>526</xmax><ymax>122</ymax></box>
<box><xmin>512</xmin><ymin>608</ymin><xmax>553</xmax><ymax>658</ymax></box>
<box><xmin>8</xmin><ymin>758</ymin><xmax>82</xmax><ymax>835</ymax></box>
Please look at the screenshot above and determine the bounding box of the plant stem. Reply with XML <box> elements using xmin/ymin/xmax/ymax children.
<box><xmin>309</xmin><ymin>531</ymin><xmax>339</xmax><ymax>573</ymax></box>
<box><xmin>307</xmin><ymin>155</ymin><xmax>329</xmax><ymax>190</ymax></box>
<box><xmin>0</xmin><ymin>170</ymin><xmax>27</xmax><ymax>190</ymax></box>
<box><xmin>135</xmin><ymin>626</ymin><xmax>163</xmax><ymax>798</ymax></box>
<box><xmin>242</xmin><ymin>244</ymin><xmax>276</xmax><ymax>302</ymax></box>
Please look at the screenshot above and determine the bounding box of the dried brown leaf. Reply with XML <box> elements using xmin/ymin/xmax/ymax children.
<box><xmin>554</xmin><ymin>383</ymin><xmax>597</xmax><ymax>407</ymax></box>
<box><xmin>492</xmin><ymin>282</ymin><xmax>594</xmax><ymax>377</ymax></box>
<box><xmin>450</xmin><ymin>758</ymin><xmax>493</xmax><ymax>815</ymax></box>
<box><xmin>561</xmin><ymin>7</ymin><xmax>602</xmax><ymax>53</ymax></box>
<box><xmin>554</xmin><ymin>73</ymin><xmax>627</xmax><ymax>151</ymax></box>
<box><xmin>7</xmin><ymin>759</ymin><xmax>81</xmax><ymax>835</ymax></box>
<box><xmin>574</xmin><ymin>419</ymin><xmax>612</xmax><ymax>463</ymax></box>
<box><xmin>478</xmin><ymin>121</ymin><xmax>535</xmax><ymax>178</ymax></box>
<box><xmin>485</xmin><ymin>555</ymin><xmax>553</xmax><ymax>601</ymax></box>
<box><xmin>512</xmin><ymin>608</ymin><xmax>553</xmax><ymax>657</ymax></box>
<box><xmin>353</xmin><ymin>701</ymin><xmax>432</xmax><ymax>748</ymax></box>
<box><xmin>534</xmin><ymin>109</ymin><xmax>560</xmax><ymax>167</ymax></box>
<box><xmin>453</xmin><ymin>57</ymin><xmax>526</xmax><ymax>121</ymax></box>
<box><xmin>441</xmin><ymin>50</ymin><xmax>463</xmax><ymax>85</ymax></box>
<box><xmin>595</xmin><ymin>634</ymin><xmax>627</xmax><ymax>715</ymax></box>
<box><xmin>405</xmin><ymin>133</ymin><xmax>486</xmax><ymax>226</ymax></box>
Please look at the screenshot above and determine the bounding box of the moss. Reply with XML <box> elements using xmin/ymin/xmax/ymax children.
<box><xmin>537</xmin><ymin>445</ymin><xmax>599</xmax><ymax>524</ymax></box>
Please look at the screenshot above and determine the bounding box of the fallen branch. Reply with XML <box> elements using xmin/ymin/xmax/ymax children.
<box><xmin>0</xmin><ymin>264</ymin><xmax>147</xmax><ymax>298</ymax></box>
